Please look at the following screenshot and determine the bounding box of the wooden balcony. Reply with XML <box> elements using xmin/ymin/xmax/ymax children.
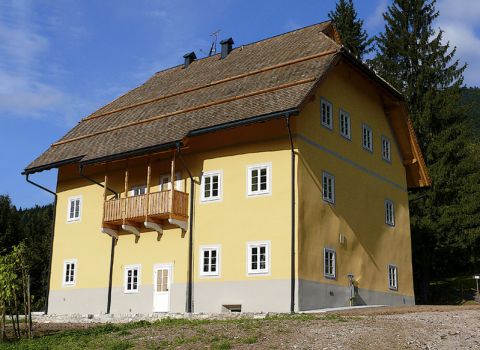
<box><xmin>102</xmin><ymin>190</ymin><xmax>188</xmax><ymax>237</ymax></box>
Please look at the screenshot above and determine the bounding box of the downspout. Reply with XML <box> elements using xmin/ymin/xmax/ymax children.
<box><xmin>286</xmin><ymin>114</ymin><xmax>296</xmax><ymax>313</ymax></box>
<box><xmin>25</xmin><ymin>174</ymin><xmax>57</xmax><ymax>315</ymax></box>
<box><xmin>79</xmin><ymin>164</ymin><xmax>118</xmax><ymax>314</ymax></box>
<box><xmin>176</xmin><ymin>142</ymin><xmax>195</xmax><ymax>313</ymax></box>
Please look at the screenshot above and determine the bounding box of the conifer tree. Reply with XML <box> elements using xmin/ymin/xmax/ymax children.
<box><xmin>328</xmin><ymin>0</ymin><xmax>373</xmax><ymax>59</ymax></box>
<box><xmin>371</xmin><ymin>0</ymin><xmax>480</xmax><ymax>302</ymax></box>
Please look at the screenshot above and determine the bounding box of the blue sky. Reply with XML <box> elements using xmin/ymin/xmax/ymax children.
<box><xmin>1</xmin><ymin>0</ymin><xmax>479</xmax><ymax>208</ymax></box>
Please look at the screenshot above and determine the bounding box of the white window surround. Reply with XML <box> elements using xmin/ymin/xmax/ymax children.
<box><xmin>339</xmin><ymin>109</ymin><xmax>351</xmax><ymax>140</ymax></box>
<box><xmin>320</xmin><ymin>98</ymin><xmax>333</xmax><ymax>130</ymax></box>
<box><xmin>385</xmin><ymin>199</ymin><xmax>395</xmax><ymax>226</ymax></box>
<box><xmin>247</xmin><ymin>241</ymin><xmax>270</xmax><ymax>275</ymax></box>
<box><xmin>200</xmin><ymin>170</ymin><xmax>223</xmax><ymax>202</ymax></box>
<box><xmin>362</xmin><ymin>124</ymin><xmax>373</xmax><ymax>152</ymax></box>
<box><xmin>322</xmin><ymin>171</ymin><xmax>335</xmax><ymax>204</ymax></box>
<box><xmin>199</xmin><ymin>245</ymin><xmax>221</xmax><ymax>277</ymax></box>
<box><xmin>66</xmin><ymin>196</ymin><xmax>82</xmax><ymax>222</ymax></box>
<box><xmin>63</xmin><ymin>259</ymin><xmax>77</xmax><ymax>286</ymax></box>
<box><xmin>124</xmin><ymin>264</ymin><xmax>141</xmax><ymax>293</ymax></box>
<box><xmin>382</xmin><ymin>135</ymin><xmax>392</xmax><ymax>162</ymax></box>
<box><xmin>324</xmin><ymin>248</ymin><xmax>336</xmax><ymax>279</ymax></box>
<box><xmin>388</xmin><ymin>264</ymin><xmax>398</xmax><ymax>291</ymax></box>
<box><xmin>247</xmin><ymin>163</ymin><xmax>272</xmax><ymax>196</ymax></box>
<box><xmin>159</xmin><ymin>172</ymin><xmax>183</xmax><ymax>191</ymax></box>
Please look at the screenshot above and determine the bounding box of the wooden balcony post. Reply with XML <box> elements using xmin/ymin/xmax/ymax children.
<box><xmin>170</xmin><ymin>151</ymin><xmax>176</xmax><ymax>214</ymax></box>
<box><xmin>145</xmin><ymin>159</ymin><xmax>151</xmax><ymax>220</ymax></box>
<box><xmin>124</xmin><ymin>163</ymin><xmax>129</xmax><ymax>224</ymax></box>
<box><xmin>102</xmin><ymin>172</ymin><xmax>108</xmax><ymax>223</ymax></box>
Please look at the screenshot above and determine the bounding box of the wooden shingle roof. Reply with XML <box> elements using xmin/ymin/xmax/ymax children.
<box><xmin>25</xmin><ymin>21</ymin><xmax>340</xmax><ymax>173</ymax></box>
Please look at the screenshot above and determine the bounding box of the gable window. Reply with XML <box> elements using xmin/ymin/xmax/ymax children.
<box><xmin>200</xmin><ymin>246</ymin><xmax>220</xmax><ymax>276</ymax></box>
<box><xmin>63</xmin><ymin>260</ymin><xmax>77</xmax><ymax>286</ymax></box>
<box><xmin>67</xmin><ymin>196</ymin><xmax>82</xmax><ymax>222</ymax></box>
<box><xmin>324</xmin><ymin>248</ymin><xmax>336</xmax><ymax>279</ymax></box>
<box><xmin>201</xmin><ymin>171</ymin><xmax>222</xmax><ymax>202</ymax></box>
<box><xmin>385</xmin><ymin>199</ymin><xmax>395</xmax><ymax>226</ymax></box>
<box><xmin>160</xmin><ymin>172</ymin><xmax>183</xmax><ymax>191</ymax></box>
<box><xmin>339</xmin><ymin>110</ymin><xmax>351</xmax><ymax>139</ymax></box>
<box><xmin>382</xmin><ymin>136</ymin><xmax>391</xmax><ymax>162</ymax></box>
<box><xmin>247</xmin><ymin>241</ymin><xmax>270</xmax><ymax>275</ymax></box>
<box><xmin>321</xmin><ymin>98</ymin><xmax>333</xmax><ymax>130</ymax></box>
<box><xmin>388</xmin><ymin>264</ymin><xmax>398</xmax><ymax>290</ymax></box>
<box><xmin>322</xmin><ymin>172</ymin><xmax>335</xmax><ymax>204</ymax></box>
<box><xmin>247</xmin><ymin>164</ymin><xmax>271</xmax><ymax>196</ymax></box>
<box><xmin>130</xmin><ymin>185</ymin><xmax>146</xmax><ymax>196</ymax></box>
<box><xmin>362</xmin><ymin>124</ymin><xmax>373</xmax><ymax>152</ymax></box>
<box><xmin>124</xmin><ymin>265</ymin><xmax>141</xmax><ymax>293</ymax></box>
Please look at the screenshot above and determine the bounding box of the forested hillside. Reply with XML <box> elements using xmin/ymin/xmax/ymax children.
<box><xmin>0</xmin><ymin>195</ymin><xmax>53</xmax><ymax>311</ymax></box>
<box><xmin>461</xmin><ymin>87</ymin><xmax>480</xmax><ymax>139</ymax></box>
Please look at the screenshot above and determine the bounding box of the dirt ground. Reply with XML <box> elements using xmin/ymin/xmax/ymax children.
<box><xmin>7</xmin><ymin>305</ymin><xmax>480</xmax><ymax>349</ymax></box>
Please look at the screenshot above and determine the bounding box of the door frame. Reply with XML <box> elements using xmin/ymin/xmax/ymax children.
<box><xmin>152</xmin><ymin>263</ymin><xmax>174</xmax><ymax>312</ymax></box>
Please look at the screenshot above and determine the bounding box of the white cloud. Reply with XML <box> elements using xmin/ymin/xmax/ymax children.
<box><xmin>366</xmin><ymin>0</ymin><xmax>388</xmax><ymax>31</ymax></box>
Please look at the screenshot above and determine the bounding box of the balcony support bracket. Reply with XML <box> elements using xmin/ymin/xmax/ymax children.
<box><xmin>168</xmin><ymin>218</ymin><xmax>188</xmax><ymax>232</ymax></box>
<box><xmin>122</xmin><ymin>224</ymin><xmax>140</xmax><ymax>237</ymax></box>
<box><xmin>144</xmin><ymin>221</ymin><xmax>163</xmax><ymax>235</ymax></box>
<box><xmin>102</xmin><ymin>227</ymin><xmax>119</xmax><ymax>240</ymax></box>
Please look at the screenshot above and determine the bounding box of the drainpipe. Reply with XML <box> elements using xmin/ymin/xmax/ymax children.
<box><xmin>79</xmin><ymin>164</ymin><xmax>118</xmax><ymax>314</ymax></box>
<box><xmin>286</xmin><ymin>114</ymin><xmax>296</xmax><ymax>313</ymax></box>
<box><xmin>176</xmin><ymin>142</ymin><xmax>195</xmax><ymax>313</ymax></box>
<box><xmin>25</xmin><ymin>174</ymin><xmax>57</xmax><ymax>315</ymax></box>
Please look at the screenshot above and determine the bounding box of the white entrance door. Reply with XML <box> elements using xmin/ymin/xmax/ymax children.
<box><xmin>153</xmin><ymin>265</ymin><xmax>172</xmax><ymax>312</ymax></box>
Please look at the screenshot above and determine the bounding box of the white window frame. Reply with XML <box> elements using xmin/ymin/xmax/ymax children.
<box><xmin>320</xmin><ymin>98</ymin><xmax>333</xmax><ymax>130</ymax></box>
<box><xmin>66</xmin><ymin>195</ymin><xmax>82</xmax><ymax>222</ymax></box>
<box><xmin>200</xmin><ymin>170</ymin><xmax>222</xmax><ymax>202</ymax></box>
<box><xmin>159</xmin><ymin>172</ymin><xmax>183</xmax><ymax>191</ymax></box>
<box><xmin>322</xmin><ymin>171</ymin><xmax>335</xmax><ymax>204</ymax></box>
<box><xmin>63</xmin><ymin>259</ymin><xmax>77</xmax><ymax>286</ymax></box>
<box><xmin>388</xmin><ymin>264</ymin><xmax>398</xmax><ymax>291</ymax></box>
<box><xmin>385</xmin><ymin>199</ymin><xmax>395</xmax><ymax>226</ymax></box>
<box><xmin>382</xmin><ymin>135</ymin><xmax>391</xmax><ymax>162</ymax></box>
<box><xmin>362</xmin><ymin>124</ymin><xmax>373</xmax><ymax>152</ymax></box>
<box><xmin>339</xmin><ymin>109</ymin><xmax>351</xmax><ymax>139</ymax></box>
<box><xmin>199</xmin><ymin>245</ymin><xmax>221</xmax><ymax>277</ymax></box>
<box><xmin>247</xmin><ymin>163</ymin><xmax>272</xmax><ymax>196</ymax></box>
<box><xmin>129</xmin><ymin>185</ymin><xmax>146</xmax><ymax>196</ymax></box>
<box><xmin>323</xmin><ymin>248</ymin><xmax>336</xmax><ymax>279</ymax></box>
<box><xmin>247</xmin><ymin>241</ymin><xmax>270</xmax><ymax>275</ymax></box>
<box><xmin>124</xmin><ymin>264</ymin><xmax>141</xmax><ymax>293</ymax></box>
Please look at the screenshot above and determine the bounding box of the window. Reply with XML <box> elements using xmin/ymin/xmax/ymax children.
<box><xmin>63</xmin><ymin>260</ymin><xmax>76</xmax><ymax>286</ymax></box>
<box><xmin>339</xmin><ymin>110</ymin><xmax>351</xmax><ymax>139</ymax></box>
<box><xmin>321</xmin><ymin>98</ymin><xmax>333</xmax><ymax>130</ymax></box>
<box><xmin>382</xmin><ymin>136</ymin><xmax>391</xmax><ymax>162</ymax></box>
<box><xmin>324</xmin><ymin>248</ymin><xmax>336</xmax><ymax>279</ymax></box>
<box><xmin>160</xmin><ymin>172</ymin><xmax>183</xmax><ymax>191</ymax></box>
<box><xmin>247</xmin><ymin>241</ymin><xmax>270</xmax><ymax>274</ymax></box>
<box><xmin>247</xmin><ymin>164</ymin><xmax>271</xmax><ymax>196</ymax></box>
<box><xmin>385</xmin><ymin>199</ymin><xmax>395</xmax><ymax>226</ymax></box>
<box><xmin>201</xmin><ymin>171</ymin><xmax>222</xmax><ymax>202</ymax></box>
<box><xmin>124</xmin><ymin>265</ymin><xmax>141</xmax><ymax>293</ymax></box>
<box><xmin>67</xmin><ymin>196</ymin><xmax>82</xmax><ymax>222</ymax></box>
<box><xmin>130</xmin><ymin>185</ymin><xmax>146</xmax><ymax>196</ymax></box>
<box><xmin>322</xmin><ymin>172</ymin><xmax>335</xmax><ymax>204</ymax></box>
<box><xmin>200</xmin><ymin>246</ymin><xmax>220</xmax><ymax>276</ymax></box>
<box><xmin>388</xmin><ymin>264</ymin><xmax>398</xmax><ymax>290</ymax></box>
<box><xmin>362</xmin><ymin>124</ymin><xmax>373</xmax><ymax>152</ymax></box>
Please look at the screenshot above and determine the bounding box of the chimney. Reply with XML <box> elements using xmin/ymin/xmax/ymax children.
<box><xmin>183</xmin><ymin>52</ymin><xmax>196</xmax><ymax>68</ymax></box>
<box><xmin>220</xmin><ymin>38</ymin><xmax>234</xmax><ymax>59</ymax></box>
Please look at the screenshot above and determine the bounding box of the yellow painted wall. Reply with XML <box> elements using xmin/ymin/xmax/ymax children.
<box><xmin>296</xmin><ymin>62</ymin><xmax>414</xmax><ymax>297</ymax></box>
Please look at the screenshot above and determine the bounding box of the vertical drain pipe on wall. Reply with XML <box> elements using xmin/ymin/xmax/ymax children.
<box><xmin>177</xmin><ymin>142</ymin><xmax>195</xmax><ymax>313</ymax></box>
<box><xmin>286</xmin><ymin>114</ymin><xmax>296</xmax><ymax>313</ymax></box>
<box><xmin>79</xmin><ymin>164</ymin><xmax>119</xmax><ymax>314</ymax></box>
<box><xmin>25</xmin><ymin>174</ymin><xmax>57</xmax><ymax>315</ymax></box>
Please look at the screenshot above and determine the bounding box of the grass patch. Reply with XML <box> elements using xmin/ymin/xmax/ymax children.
<box><xmin>243</xmin><ymin>335</ymin><xmax>258</xmax><ymax>344</ymax></box>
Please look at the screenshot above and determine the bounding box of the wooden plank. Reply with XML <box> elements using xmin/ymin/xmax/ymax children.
<box><xmin>145</xmin><ymin>160</ymin><xmax>151</xmax><ymax>220</ymax></box>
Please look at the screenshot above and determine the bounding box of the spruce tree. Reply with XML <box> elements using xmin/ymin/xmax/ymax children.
<box><xmin>372</xmin><ymin>0</ymin><xmax>480</xmax><ymax>303</ymax></box>
<box><xmin>328</xmin><ymin>0</ymin><xmax>373</xmax><ymax>59</ymax></box>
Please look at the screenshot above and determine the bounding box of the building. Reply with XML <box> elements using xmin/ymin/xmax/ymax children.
<box><xmin>24</xmin><ymin>21</ymin><xmax>430</xmax><ymax>315</ymax></box>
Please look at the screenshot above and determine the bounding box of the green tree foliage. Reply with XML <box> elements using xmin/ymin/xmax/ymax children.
<box><xmin>0</xmin><ymin>196</ymin><xmax>53</xmax><ymax>311</ymax></box>
<box><xmin>461</xmin><ymin>87</ymin><xmax>480</xmax><ymax>140</ymax></box>
<box><xmin>328</xmin><ymin>0</ymin><xmax>373</xmax><ymax>59</ymax></box>
<box><xmin>371</xmin><ymin>0</ymin><xmax>480</xmax><ymax>303</ymax></box>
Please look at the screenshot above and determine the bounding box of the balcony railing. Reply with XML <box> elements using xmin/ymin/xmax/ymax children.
<box><xmin>103</xmin><ymin>190</ymin><xmax>188</xmax><ymax>224</ymax></box>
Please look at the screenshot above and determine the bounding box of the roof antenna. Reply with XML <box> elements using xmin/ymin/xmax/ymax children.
<box><xmin>209</xmin><ymin>30</ymin><xmax>221</xmax><ymax>56</ymax></box>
